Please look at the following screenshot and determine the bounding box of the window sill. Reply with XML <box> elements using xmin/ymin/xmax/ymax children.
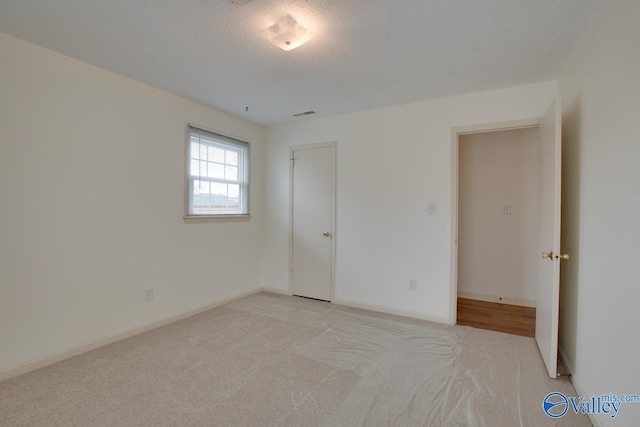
<box><xmin>183</xmin><ymin>215</ymin><xmax>251</xmax><ymax>223</ymax></box>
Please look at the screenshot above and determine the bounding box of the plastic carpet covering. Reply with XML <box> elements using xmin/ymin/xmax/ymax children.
<box><xmin>0</xmin><ymin>292</ymin><xmax>590</xmax><ymax>426</ymax></box>
<box><xmin>225</xmin><ymin>294</ymin><xmax>589</xmax><ymax>427</ymax></box>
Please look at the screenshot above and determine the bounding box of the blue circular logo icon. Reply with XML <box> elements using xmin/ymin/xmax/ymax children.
<box><xmin>543</xmin><ymin>392</ymin><xmax>569</xmax><ymax>418</ymax></box>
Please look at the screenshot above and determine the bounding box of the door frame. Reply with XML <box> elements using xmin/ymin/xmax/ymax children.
<box><xmin>449</xmin><ymin>118</ymin><xmax>541</xmax><ymax>325</ymax></box>
<box><xmin>288</xmin><ymin>141</ymin><xmax>337</xmax><ymax>301</ymax></box>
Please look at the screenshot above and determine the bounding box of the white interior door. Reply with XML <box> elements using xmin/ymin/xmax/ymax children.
<box><xmin>291</xmin><ymin>143</ymin><xmax>334</xmax><ymax>301</ymax></box>
<box><xmin>536</xmin><ymin>97</ymin><xmax>563</xmax><ymax>378</ymax></box>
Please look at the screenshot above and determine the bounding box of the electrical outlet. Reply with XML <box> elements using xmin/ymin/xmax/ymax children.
<box><xmin>144</xmin><ymin>288</ymin><xmax>154</xmax><ymax>302</ymax></box>
<box><xmin>409</xmin><ymin>279</ymin><xmax>417</xmax><ymax>291</ymax></box>
<box><xmin>503</xmin><ymin>205</ymin><xmax>512</xmax><ymax>215</ymax></box>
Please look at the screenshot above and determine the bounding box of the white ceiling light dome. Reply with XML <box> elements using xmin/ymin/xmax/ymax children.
<box><xmin>260</xmin><ymin>14</ymin><xmax>315</xmax><ymax>51</ymax></box>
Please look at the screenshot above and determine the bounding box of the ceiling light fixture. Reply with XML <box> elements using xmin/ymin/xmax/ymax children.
<box><xmin>260</xmin><ymin>15</ymin><xmax>315</xmax><ymax>51</ymax></box>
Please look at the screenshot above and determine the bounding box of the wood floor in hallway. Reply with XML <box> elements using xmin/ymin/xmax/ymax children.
<box><xmin>457</xmin><ymin>297</ymin><xmax>536</xmax><ymax>337</ymax></box>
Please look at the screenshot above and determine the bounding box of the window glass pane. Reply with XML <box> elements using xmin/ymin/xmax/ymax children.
<box><xmin>190</xmin><ymin>159</ymin><xmax>199</xmax><ymax>176</ymax></box>
<box><xmin>226</xmin><ymin>150</ymin><xmax>239</xmax><ymax>166</ymax></box>
<box><xmin>190</xmin><ymin>142</ymin><xmax>200</xmax><ymax>159</ymax></box>
<box><xmin>227</xmin><ymin>184</ymin><xmax>241</xmax><ymax>213</ymax></box>
<box><xmin>199</xmin><ymin>161</ymin><xmax>208</xmax><ymax>177</ymax></box>
<box><xmin>208</xmin><ymin>162</ymin><xmax>224</xmax><ymax>179</ymax></box>
<box><xmin>199</xmin><ymin>144</ymin><xmax>208</xmax><ymax>161</ymax></box>
<box><xmin>226</xmin><ymin>198</ymin><xmax>240</xmax><ymax>212</ymax></box>
<box><xmin>193</xmin><ymin>180</ymin><xmax>211</xmax><ymax>195</ymax></box>
<box><xmin>193</xmin><ymin>181</ymin><xmax>211</xmax><ymax>214</ymax></box>
<box><xmin>228</xmin><ymin>184</ymin><xmax>240</xmax><ymax>198</ymax></box>
<box><xmin>210</xmin><ymin>182</ymin><xmax>226</xmax><ymax>196</ymax></box>
<box><xmin>225</xmin><ymin>165</ymin><xmax>238</xmax><ymax>181</ymax></box>
<box><xmin>209</xmin><ymin>146</ymin><xmax>225</xmax><ymax>163</ymax></box>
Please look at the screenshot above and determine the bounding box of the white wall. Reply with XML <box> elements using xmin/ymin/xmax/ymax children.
<box><xmin>0</xmin><ymin>32</ymin><xmax>265</xmax><ymax>374</ymax></box>
<box><xmin>559</xmin><ymin>0</ymin><xmax>640</xmax><ymax>425</ymax></box>
<box><xmin>264</xmin><ymin>81</ymin><xmax>557</xmax><ymax>323</ymax></box>
<box><xmin>458</xmin><ymin>128</ymin><xmax>540</xmax><ymax>307</ymax></box>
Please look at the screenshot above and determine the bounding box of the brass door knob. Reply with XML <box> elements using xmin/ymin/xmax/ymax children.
<box><xmin>542</xmin><ymin>251</ymin><xmax>553</xmax><ymax>260</ymax></box>
<box><xmin>322</xmin><ymin>231</ymin><xmax>331</xmax><ymax>237</ymax></box>
<box><xmin>557</xmin><ymin>253</ymin><xmax>570</xmax><ymax>260</ymax></box>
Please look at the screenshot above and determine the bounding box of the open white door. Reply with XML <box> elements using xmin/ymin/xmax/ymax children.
<box><xmin>290</xmin><ymin>143</ymin><xmax>335</xmax><ymax>301</ymax></box>
<box><xmin>536</xmin><ymin>97</ymin><xmax>564</xmax><ymax>378</ymax></box>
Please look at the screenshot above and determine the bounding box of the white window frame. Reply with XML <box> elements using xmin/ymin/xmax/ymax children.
<box><xmin>184</xmin><ymin>124</ymin><xmax>250</xmax><ymax>220</ymax></box>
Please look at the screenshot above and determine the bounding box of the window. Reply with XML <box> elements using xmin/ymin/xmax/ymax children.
<box><xmin>186</xmin><ymin>125</ymin><xmax>249</xmax><ymax>217</ymax></box>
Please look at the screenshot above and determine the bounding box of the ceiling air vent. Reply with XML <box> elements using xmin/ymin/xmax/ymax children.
<box><xmin>293</xmin><ymin>111</ymin><xmax>316</xmax><ymax>117</ymax></box>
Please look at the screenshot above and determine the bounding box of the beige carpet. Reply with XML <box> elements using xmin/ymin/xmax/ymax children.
<box><xmin>0</xmin><ymin>292</ymin><xmax>590</xmax><ymax>426</ymax></box>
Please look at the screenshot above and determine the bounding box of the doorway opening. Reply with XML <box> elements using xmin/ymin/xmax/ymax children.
<box><xmin>451</xmin><ymin>99</ymin><xmax>562</xmax><ymax>378</ymax></box>
<box><xmin>453</xmin><ymin>124</ymin><xmax>540</xmax><ymax>337</ymax></box>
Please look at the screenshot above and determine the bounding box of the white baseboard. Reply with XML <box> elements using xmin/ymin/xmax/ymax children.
<box><xmin>333</xmin><ymin>298</ymin><xmax>449</xmax><ymax>325</ymax></box>
<box><xmin>558</xmin><ymin>345</ymin><xmax>575</xmax><ymax>376</ymax></box>
<box><xmin>558</xmin><ymin>346</ymin><xmax>602</xmax><ymax>427</ymax></box>
<box><xmin>261</xmin><ymin>286</ymin><xmax>291</xmax><ymax>296</ymax></box>
<box><xmin>457</xmin><ymin>291</ymin><xmax>536</xmax><ymax>308</ymax></box>
<box><xmin>261</xmin><ymin>289</ymin><xmax>448</xmax><ymax>324</ymax></box>
<box><xmin>0</xmin><ymin>287</ymin><xmax>261</xmax><ymax>382</ymax></box>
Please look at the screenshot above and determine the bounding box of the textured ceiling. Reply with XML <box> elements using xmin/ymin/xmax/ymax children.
<box><xmin>0</xmin><ymin>0</ymin><xmax>598</xmax><ymax>125</ymax></box>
